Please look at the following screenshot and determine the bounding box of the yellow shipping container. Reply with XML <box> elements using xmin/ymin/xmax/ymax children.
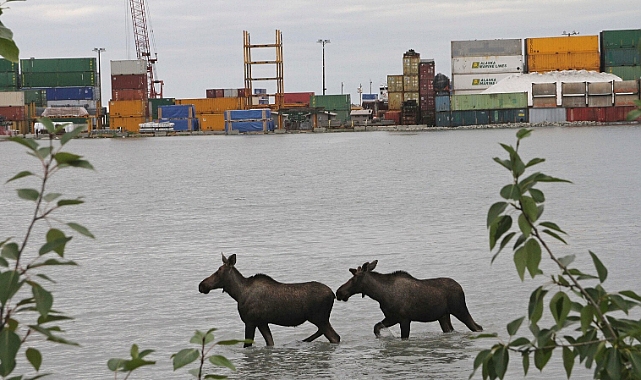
<box><xmin>388</xmin><ymin>92</ymin><xmax>403</xmax><ymax>110</ymax></box>
<box><xmin>109</xmin><ymin>116</ymin><xmax>145</xmax><ymax>132</ymax></box>
<box><xmin>109</xmin><ymin>100</ymin><xmax>147</xmax><ymax>117</ymax></box>
<box><xmin>526</xmin><ymin>35</ymin><xmax>598</xmax><ymax>54</ymax></box>
<box><xmin>175</xmin><ymin>97</ymin><xmax>244</xmax><ymax>114</ymax></box>
<box><xmin>527</xmin><ymin>51</ymin><xmax>600</xmax><ymax>73</ymax></box>
<box><xmin>403</xmin><ymin>75</ymin><xmax>419</xmax><ymax>92</ymax></box>
<box><xmin>198</xmin><ymin>113</ymin><xmax>225</xmax><ymax>131</ymax></box>
<box><xmin>403</xmin><ymin>55</ymin><xmax>420</xmax><ymax>76</ymax></box>
<box><xmin>387</xmin><ymin>75</ymin><xmax>404</xmax><ymax>93</ymax></box>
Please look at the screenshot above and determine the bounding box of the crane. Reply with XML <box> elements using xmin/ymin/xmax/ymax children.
<box><xmin>129</xmin><ymin>0</ymin><xmax>163</xmax><ymax>98</ymax></box>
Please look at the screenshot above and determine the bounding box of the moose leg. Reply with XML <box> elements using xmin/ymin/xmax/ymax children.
<box><xmin>438</xmin><ymin>314</ymin><xmax>454</xmax><ymax>333</ymax></box>
<box><xmin>303</xmin><ymin>330</ymin><xmax>323</xmax><ymax>342</ymax></box>
<box><xmin>257</xmin><ymin>324</ymin><xmax>274</xmax><ymax>346</ymax></box>
<box><xmin>322</xmin><ymin>323</ymin><xmax>341</xmax><ymax>343</ymax></box>
<box><xmin>452</xmin><ymin>309</ymin><xmax>484</xmax><ymax>332</ymax></box>
<box><xmin>399</xmin><ymin>320</ymin><xmax>411</xmax><ymax>339</ymax></box>
<box><xmin>374</xmin><ymin>317</ymin><xmax>398</xmax><ymax>337</ymax></box>
<box><xmin>244</xmin><ymin>324</ymin><xmax>256</xmax><ymax>348</ymax></box>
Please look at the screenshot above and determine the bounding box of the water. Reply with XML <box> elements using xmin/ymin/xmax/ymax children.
<box><xmin>1</xmin><ymin>126</ymin><xmax>640</xmax><ymax>379</ymax></box>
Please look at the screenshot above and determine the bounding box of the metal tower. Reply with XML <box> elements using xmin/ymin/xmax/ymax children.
<box><xmin>129</xmin><ymin>0</ymin><xmax>163</xmax><ymax>98</ymax></box>
<box><xmin>243</xmin><ymin>30</ymin><xmax>284</xmax><ymax>111</ymax></box>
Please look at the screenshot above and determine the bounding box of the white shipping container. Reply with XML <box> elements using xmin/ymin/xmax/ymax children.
<box><xmin>452</xmin><ymin>55</ymin><xmax>524</xmax><ymax>74</ymax></box>
<box><xmin>452</xmin><ymin>73</ymin><xmax>515</xmax><ymax>91</ymax></box>
<box><xmin>223</xmin><ymin>89</ymin><xmax>239</xmax><ymax>98</ymax></box>
<box><xmin>0</xmin><ymin>91</ymin><xmax>25</xmax><ymax>107</ymax></box>
<box><xmin>451</xmin><ymin>39</ymin><xmax>522</xmax><ymax>58</ymax></box>
<box><xmin>528</xmin><ymin>108</ymin><xmax>567</xmax><ymax>123</ymax></box>
<box><xmin>110</xmin><ymin>59</ymin><xmax>147</xmax><ymax>76</ymax></box>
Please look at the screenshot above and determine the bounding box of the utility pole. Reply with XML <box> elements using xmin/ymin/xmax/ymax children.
<box><xmin>317</xmin><ymin>39</ymin><xmax>330</xmax><ymax>95</ymax></box>
<box><xmin>93</xmin><ymin>47</ymin><xmax>105</xmax><ymax>130</ymax></box>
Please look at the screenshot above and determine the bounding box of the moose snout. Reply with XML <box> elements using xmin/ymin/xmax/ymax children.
<box><xmin>336</xmin><ymin>289</ymin><xmax>350</xmax><ymax>302</ymax></box>
<box><xmin>198</xmin><ymin>282</ymin><xmax>210</xmax><ymax>294</ymax></box>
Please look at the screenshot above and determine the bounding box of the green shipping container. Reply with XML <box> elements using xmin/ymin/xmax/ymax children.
<box><xmin>489</xmin><ymin>108</ymin><xmax>528</xmax><ymax>124</ymax></box>
<box><xmin>23</xmin><ymin>89</ymin><xmax>47</xmax><ymax>107</ymax></box>
<box><xmin>600</xmin><ymin>29</ymin><xmax>641</xmax><ymax>49</ymax></box>
<box><xmin>602</xmin><ymin>48</ymin><xmax>641</xmax><ymax>67</ymax></box>
<box><xmin>20</xmin><ymin>58</ymin><xmax>96</xmax><ymax>73</ymax></box>
<box><xmin>0</xmin><ymin>58</ymin><xmax>18</xmax><ymax>72</ymax></box>
<box><xmin>604</xmin><ymin>66</ymin><xmax>641</xmax><ymax>81</ymax></box>
<box><xmin>0</xmin><ymin>72</ymin><xmax>18</xmax><ymax>88</ymax></box>
<box><xmin>21</xmin><ymin>71</ymin><xmax>96</xmax><ymax>87</ymax></box>
<box><xmin>149</xmin><ymin>98</ymin><xmax>175</xmax><ymax>120</ymax></box>
<box><xmin>310</xmin><ymin>94</ymin><xmax>351</xmax><ymax>111</ymax></box>
<box><xmin>450</xmin><ymin>92</ymin><xmax>528</xmax><ymax>111</ymax></box>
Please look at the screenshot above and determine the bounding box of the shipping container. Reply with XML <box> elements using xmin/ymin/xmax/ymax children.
<box><xmin>205</xmin><ymin>89</ymin><xmax>226</xmax><ymax>98</ymax></box>
<box><xmin>421</xmin><ymin>110</ymin><xmax>435</xmax><ymax>125</ymax></box>
<box><xmin>111</xmin><ymin>74</ymin><xmax>147</xmax><ymax>90</ymax></box>
<box><xmin>450</xmin><ymin>92</ymin><xmax>528</xmax><ymax>111</ymax></box>
<box><xmin>159</xmin><ymin>105</ymin><xmax>195</xmax><ymax>119</ymax></box>
<box><xmin>614</xmin><ymin>93</ymin><xmax>640</xmax><ymax>106</ymax></box>
<box><xmin>532</xmin><ymin>97</ymin><xmax>558</xmax><ymax>108</ymax></box>
<box><xmin>451</xmin><ymin>73</ymin><xmax>515</xmax><ymax>91</ymax></box>
<box><xmin>561</xmin><ymin>82</ymin><xmax>586</xmax><ymax>95</ymax></box>
<box><xmin>20</xmin><ymin>58</ymin><xmax>96</xmax><ymax>73</ymax></box>
<box><xmin>489</xmin><ymin>108</ymin><xmax>528</xmax><ymax>124</ymax></box>
<box><xmin>587</xmin><ymin>82</ymin><xmax>612</xmax><ymax>95</ymax></box>
<box><xmin>109</xmin><ymin>99</ymin><xmax>148</xmax><ymax>117</ymax></box>
<box><xmin>532</xmin><ymin>83</ymin><xmax>557</xmax><ymax>96</ymax></box>
<box><xmin>175</xmin><ymin>97</ymin><xmax>244</xmax><ymax>114</ymax></box>
<box><xmin>387</xmin><ymin>75</ymin><xmax>404</xmax><ymax>93</ymax></box>
<box><xmin>22</xmin><ymin>72</ymin><xmax>96</xmax><ymax>87</ymax></box>
<box><xmin>435</xmin><ymin>95</ymin><xmax>450</xmax><ymax>112</ymax></box>
<box><xmin>561</xmin><ymin>96</ymin><xmax>587</xmax><ymax>108</ymax></box>
<box><xmin>23</xmin><ymin>89</ymin><xmax>47</xmax><ymax>107</ymax></box>
<box><xmin>606</xmin><ymin>106</ymin><xmax>640</xmax><ymax>121</ymax></box>
<box><xmin>603</xmin><ymin>66</ymin><xmax>641</xmax><ymax>81</ymax></box>
<box><xmin>0</xmin><ymin>91</ymin><xmax>25</xmax><ymax>107</ymax></box>
<box><xmin>110</xmin><ymin>59</ymin><xmax>147</xmax><ymax>76</ymax></box>
<box><xmin>526</xmin><ymin>51</ymin><xmax>600</xmax><ymax>73</ymax></box>
<box><xmin>403</xmin><ymin>75</ymin><xmax>419</xmax><ymax>92</ymax></box>
<box><xmin>162</xmin><ymin>118</ymin><xmax>198</xmax><ymax>131</ymax></box>
<box><xmin>602</xmin><ymin>48</ymin><xmax>641</xmax><ymax>67</ymax></box>
<box><xmin>600</xmin><ymin>29</ymin><xmax>641</xmax><ymax>49</ymax></box>
<box><xmin>283</xmin><ymin>92</ymin><xmax>314</xmax><ymax>104</ymax></box>
<box><xmin>149</xmin><ymin>98</ymin><xmax>175</xmax><ymax>120</ymax></box>
<box><xmin>109</xmin><ymin>116</ymin><xmax>145</xmax><ymax>132</ymax></box>
<box><xmin>225</xmin><ymin>109</ymin><xmax>271</xmax><ymax>121</ymax></box>
<box><xmin>419</xmin><ymin>60</ymin><xmax>435</xmax><ymax>76</ymax></box>
<box><xmin>452</xmin><ymin>55</ymin><xmax>524</xmax><ymax>74</ymax></box>
<box><xmin>46</xmin><ymin>86</ymin><xmax>95</xmax><ymax>101</ymax></box>
<box><xmin>403</xmin><ymin>92</ymin><xmax>419</xmax><ymax>102</ymax></box>
<box><xmin>112</xmin><ymin>89</ymin><xmax>147</xmax><ymax>101</ymax></box>
<box><xmin>526</xmin><ymin>35</ymin><xmax>598</xmax><ymax>54</ymax></box>
<box><xmin>613</xmin><ymin>80</ymin><xmax>639</xmax><ymax>94</ymax></box>
<box><xmin>528</xmin><ymin>108</ymin><xmax>566</xmax><ymax>123</ymax></box>
<box><xmin>198</xmin><ymin>113</ymin><xmax>225</xmax><ymax>131</ymax></box>
<box><xmin>383</xmin><ymin>110</ymin><xmax>401</xmax><ymax>124</ymax></box>
<box><xmin>223</xmin><ymin>89</ymin><xmax>238</xmax><ymax>98</ymax></box>
<box><xmin>450</xmin><ymin>110</ymin><xmax>482</xmax><ymax>127</ymax></box>
<box><xmin>0</xmin><ymin>72</ymin><xmax>18</xmax><ymax>88</ymax></box>
<box><xmin>451</xmin><ymin>39</ymin><xmax>522</xmax><ymax>57</ymax></box>
<box><xmin>388</xmin><ymin>92</ymin><xmax>403</xmax><ymax>110</ymax></box>
<box><xmin>0</xmin><ymin>106</ymin><xmax>25</xmax><ymax>121</ymax></box>
<box><xmin>310</xmin><ymin>94</ymin><xmax>351</xmax><ymax>110</ymax></box>
<box><xmin>435</xmin><ymin>111</ymin><xmax>451</xmax><ymax>127</ymax></box>
<box><xmin>0</xmin><ymin>58</ymin><xmax>18</xmax><ymax>72</ymax></box>
<box><xmin>403</xmin><ymin>50</ymin><xmax>420</xmax><ymax>76</ymax></box>
<box><xmin>587</xmin><ymin>95</ymin><xmax>613</xmax><ymax>107</ymax></box>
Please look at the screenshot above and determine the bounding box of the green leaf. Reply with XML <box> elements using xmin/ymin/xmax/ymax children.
<box><xmin>525</xmin><ymin>239</ymin><xmax>542</xmax><ymax>278</ymax></box>
<box><xmin>8</xmin><ymin>136</ymin><xmax>38</xmax><ymax>152</ymax></box>
<box><xmin>516</xmin><ymin>128</ymin><xmax>532</xmax><ymax>140</ymax></box>
<box><xmin>528</xmin><ymin>287</ymin><xmax>547</xmax><ymax>325</ymax></box>
<box><xmin>534</xmin><ymin>348</ymin><xmax>553</xmax><ymax>371</ymax></box>
<box><xmin>489</xmin><ymin>215</ymin><xmax>512</xmax><ymax>250</ymax></box>
<box><xmin>487</xmin><ymin>201</ymin><xmax>508</xmax><ymax>228</ymax></box>
<box><xmin>529</xmin><ymin>188</ymin><xmax>545</xmax><ymax>203</ymax></box>
<box><xmin>36</xmin><ymin>146</ymin><xmax>53</xmax><ymax>160</ymax></box>
<box><xmin>508</xmin><ymin>337</ymin><xmax>531</xmax><ymax>347</ymax></box>
<box><xmin>26</xmin><ymin>348</ymin><xmax>42</xmax><ymax>371</ymax></box>
<box><xmin>60</xmin><ymin>126</ymin><xmax>84</xmax><ymax>146</ymax></box>
<box><xmin>204</xmin><ymin>375</ymin><xmax>228</xmax><ymax>379</ymax></box>
<box><xmin>589</xmin><ymin>251</ymin><xmax>608</xmax><ymax>283</ymax></box>
<box><xmin>130</xmin><ymin>344</ymin><xmax>140</xmax><ymax>359</ymax></box>
<box><xmin>57</xmin><ymin>198</ymin><xmax>85</xmax><ymax>207</ymax></box>
<box><xmin>557</xmin><ymin>254</ymin><xmax>575</xmax><ymax>268</ymax></box>
<box><xmin>172</xmin><ymin>348</ymin><xmax>199</xmax><ymax>371</ymax></box>
<box><xmin>0</xmin><ymin>257</ymin><xmax>7</xmax><ymax>267</ymax></box>
<box><xmin>0</xmin><ymin>25</ymin><xmax>19</xmax><ymax>63</ymax></box>
<box><xmin>542</xmin><ymin>229</ymin><xmax>568</xmax><ymax>245</ymax></box>
<box><xmin>520</xmin><ymin>196</ymin><xmax>538</xmax><ymax>223</ymax></box>
<box><xmin>27</xmin><ymin>324</ymin><xmax>79</xmax><ymax>346</ymax></box>
<box><xmin>0</xmin><ymin>270</ymin><xmax>22</xmax><ymax>307</ymax></box>
<box><xmin>605</xmin><ymin>347</ymin><xmax>621</xmax><ymax>379</ymax></box>
<box><xmin>209</xmin><ymin>355</ymin><xmax>236</xmax><ymax>371</ymax></box>
<box><xmin>0</xmin><ymin>329</ymin><xmax>20</xmax><ymax>377</ymax></box>
<box><xmin>626</xmin><ymin>108</ymin><xmax>641</xmax><ymax>121</ymax></box>
<box><xmin>53</xmin><ymin>152</ymin><xmax>94</xmax><ymax>170</ymax></box>
<box><xmin>539</xmin><ymin>221</ymin><xmax>566</xmax><ymax>234</ymax></box>
<box><xmin>525</xmin><ymin>157</ymin><xmax>545</xmax><ymax>169</ymax></box>
<box><xmin>500</xmin><ymin>184</ymin><xmax>521</xmax><ymax>200</ymax></box>
<box><xmin>630</xmin><ymin>352</ymin><xmax>641</xmax><ymax>377</ymax></box>
<box><xmin>28</xmin><ymin>258</ymin><xmax>78</xmax><ymax>269</ymax></box>
<box><xmin>493</xmin><ymin>157</ymin><xmax>513</xmax><ymax>171</ymax></box>
<box><xmin>549</xmin><ymin>291</ymin><xmax>571</xmax><ymax>329</ymax></box>
<box><xmin>472</xmin><ymin>349</ymin><xmax>493</xmax><ymax>374</ymax></box>
<box><xmin>122</xmin><ymin>357</ymin><xmax>156</xmax><ymax>371</ymax></box>
<box><xmin>38</xmin><ymin>231</ymin><xmax>72</xmax><ymax>257</ymax></box>
<box><xmin>107</xmin><ymin>358</ymin><xmax>125</xmax><ymax>372</ymax></box>
<box><xmin>37</xmin><ymin>117</ymin><xmax>56</xmax><ymax>134</ymax></box>
<box><xmin>6</xmin><ymin>170</ymin><xmax>34</xmax><ymax>183</ymax></box>
<box><xmin>494</xmin><ymin>345</ymin><xmax>509</xmax><ymax>379</ymax></box>
<box><xmin>620</xmin><ymin>290</ymin><xmax>641</xmax><ymax>303</ymax></box>
<box><xmin>494</xmin><ymin>232</ymin><xmax>516</xmax><ymax>261</ymax></box>
<box><xmin>562</xmin><ymin>346</ymin><xmax>574</xmax><ymax>379</ymax></box>
<box><xmin>507</xmin><ymin>317</ymin><xmax>524</xmax><ymax>336</ymax></box>
<box><xmin>1</xmin><ymin>242</ymin><xmax>20</xmax><ymax>260</ymax></box>
<box><xmin>522</xmin><ymin>352</ymin><xmax>530</xmax><ymax>377</ymax></box>
<box><xmin>518</xmin><ymin>213</ymin><xmax>531</xmax><ymax>237</ymax></box>
<box><xmin>30</xmin><ymin>282</ymin><xmax>53</xmax><ymax>318</ymax></box>
<box><xmin>514</xmin><ymin>246</ymin><xmax>527</xmax><ymax>281</ymax></box>
<box><xmin>68</xmin><ymin>222</ymin><xmax>94</xmax><ymax>239</ymax></box>
<box><xmin>17</xmin><ymin>188</ymin><xmax>39</xmax><ymax>201</ymax></box>
<box><xmin>43</xmin><ymin>193</ymin><xmax>62</xmax><ymax>202</ymax></box>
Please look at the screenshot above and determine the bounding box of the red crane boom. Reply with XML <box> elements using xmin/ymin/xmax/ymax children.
<box><xmin>129</xmin><ymin>0</ymin><xmax>163</xmax><ymax>98</ymax></box>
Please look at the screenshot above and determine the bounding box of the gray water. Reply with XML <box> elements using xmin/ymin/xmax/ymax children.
<box><xmin>1</xmin><ymin>126</ymin><xmax>640</xmax><ymax>379</ymax></box>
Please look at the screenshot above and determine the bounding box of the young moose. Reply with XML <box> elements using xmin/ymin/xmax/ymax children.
<box><xmin>198</xmin><ymin>254</ymin><xmax>341</xmax><ymax>347</ymax></box>
<box><xmin>336</xmin><ymin>260</ymin><xmax>483</xmax><ymax>339</ymax></box>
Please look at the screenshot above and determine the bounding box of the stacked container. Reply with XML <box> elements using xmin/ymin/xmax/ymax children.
<box><xmin>0</xmin><ymin>91</ymin><xmax>25</xmax><ymax>122</ymax></box>
<box><xmin>225</xmin><ymin>109</ymin><xmax>274</xmax><ymax>133</ymax></box>
<box><xmin>310</xmin><ymin>94</ymin><xmax>351</xmax><ymax>124</ymax></box>
<box><xmin>109</xmin><ymin>99</ymin><xmax>148</xmax><ymax>132</ymax></box>
<box><xmin>525</xmin><ymin>35</ymin><xmax>600</xmax><ymax>73</ymax></box>
<box><xmin>419</xmin><ymin>59</ymin><xmax>436</xmax><ymax>125</ymax></box>
<box><xmin>109</xmin><ymin>59</ymin><xmax>149</xmax><ymax>132</ymax></box>
<box><xmin>175</xmin><ymin>97</ymin><xmax>244</xmax><ymax>132</ymax></box>
<box><xmin>403</xmin><ymin>49</ymin><xmax>420</xmax><ymax>104</ymax></box>
<box><xmin>601</xmin><ymin>29</ymin><xmax>641</xmax><ymax>80</ymax></box>
<box><xmin>386</xmin><ymin>74</ymin><xmax>403</xmax><ymax>111</ymax></box>
<box><xmin>451</xmin><ymin>39</ymin><xmax>523</xmax><ymax>95</ymax></box>
<box><xmin>158</xmin><ymin>104</ymin><xmax>198</xmax><ymax>132</ymax></box>
<box><xmin>21</xmin><ymin>58</ymin><xmax>96</xmax><ymax>88</ymax></box>
<box><xmin>0</xmin><ymin>58</ymin><xmax>18</xmax><ymax>91</ymax></box>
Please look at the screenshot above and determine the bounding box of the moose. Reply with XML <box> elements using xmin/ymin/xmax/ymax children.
<box><xmin>336</xmin><ymin>260</ymin><xmax>483</xmax><ymax>339</ymax></box>
<box><xmin>198</xmin><ymin>254</ymin><xmax>341</xmax><ymax>347</ymax></box>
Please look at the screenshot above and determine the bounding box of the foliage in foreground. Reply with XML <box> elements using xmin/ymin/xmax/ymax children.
<box><xmin>0</xmin><ymin>0</ymin><xmax>21</xmax><ymax>62</ymax></box>
<box><xmin>472</xmin><ymin>129</ymin><xmax>641</xmax><ymax>379</ymax></box>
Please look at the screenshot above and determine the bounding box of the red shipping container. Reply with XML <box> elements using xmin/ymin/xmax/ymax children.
<box><xmin>284</xmin><ymin>92</ymin><xmax>315</xmax><ymax>104</ymax></box>
<box><xmin>605</xmin><ymin>106</ymin><xmax>639</xmax><ymax>122</ymax></box>
<box><xmin>112</xmin><ymin>74</ymin><xmax>148</xmax><ymax>90</ymax></box>
<box><xmin>384</xmin><ymin>110</ymin><xmax>401</xmax><ymax>124</ymax></box>
<box><xmin>0</xmin><ymin>105</ymin><xmax>25</xmax><ymax>121</ymax></box>
<box><xmin>565</xmin><ymin>107</ymin><xmax>640</xmax><ymax>122</ymax></box>
<box><xmin>112</xmin><ymin>89</ymin><xmax>147</xmax><ymax>101</ymax></box>
<box><xmin>206</xmin><ymin>89</ymin><xmax>225</xmax><ymax>98</ymax></box>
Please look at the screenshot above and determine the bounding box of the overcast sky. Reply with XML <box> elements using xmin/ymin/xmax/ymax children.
<box><xmin>4</xmin><ymin>0</ymin><xmax>640</xmax><ymax>104</ymax></box>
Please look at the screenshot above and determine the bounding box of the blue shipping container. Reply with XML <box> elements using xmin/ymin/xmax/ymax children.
<box><xmin>160</xmin><ymin>117</ymin><xmax>198</xmax><ymax>131</ymax></box>
<box><xmin>225</xmin><ymin>120</ymin><xmax>275</xmax><ymax>133</ymax></box>
<box><xmin>436</xmin><ymin>112</ymin><xmax>452</xmax><ymax>127</ymax></box>
<box><xmin>226</xmin><ymin>109</ymin><xmax>271</xmax><ymax>120</ymax></box>
<box><xmin>46</xmin><ymin>86</ymin><xmax>95</xmax><ymax>101</ymax></box>
<box><xmin>435</xmin><ymin>95</ymin><xmax>451</xmax><ymax>112</ymax></box>
<box><xmin>159</xmin><ymin>105</ymin><xmax>195</xmax><ymax>119</ymax></box>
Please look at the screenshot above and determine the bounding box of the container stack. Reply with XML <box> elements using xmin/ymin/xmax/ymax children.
<box><xmin>561</xmin><ymin>82</ymin><xmax>587</xmax><ymax>108</ymax></box>
<box><xmin>253</xmin><ymin>88</ymin><xmax>269</xmax><ymax>105</ymax></box>
<box><xmin>525</xmin><ymin>35</ymin><xmax>600</xmax><ymax>73</ymax></box>
<box><xmin>109</xmin><ymin>59</ymin><xmax>149</xmax><ymax>132</ymax></box>
<box><xmin>0</xmin><ymin>91</ymin><xmax>25</xmax><ymax>126</ymax></box>
<box><xmin>175</xmin><ymin>97</ymin><xmax>243</xmax><ymax>132</ymax></box>
<box><xmin>587</xmin><ymin>82</ymin><xmax>613</xmax><ymax>107</ymax></box>
<box><xmin>0</xmin><ymin>58</ymin><xmax>18</xmax><ymax>92</ymax></box>
<box><xmin>446</xmin><ymin>92</ymin><xmax>528</xmax><ymax>126</ymax></box>
<box><xmin>419</xmin><ymin>59</ymin><xmax>436</xmax><ymax>125</ymax></box>
<box><xmin>158</xmin><ymin>104</ymin><xmax>198</xmax><ymax>132</ymax></box>
<box><xmin>402</xmin><ymin>49</ymin><xmax>420</xmax><ymax>106</ymax></box>
<box><xmin>310</xmin><ymin>94</ymin><xmax>351</xmax><ymax>124</ymax></box>
<box><xmin>451</xmin><ymin>39</ymin><xmax>523</xmax><ymax>95</ymax></box>
<box><xmin>600</xmin><ymin>29</ymin><xmax>641</xmax><ymax>80</ymax></box>
<box><xmin>225</xmin><ymin>109</ymin><xmax>274</xmax><ymax>133</ymax></box>
<box><xmin>205</xmin><ymin>88</ymin><xmax>249</xmax><ymax>99</ymax></box>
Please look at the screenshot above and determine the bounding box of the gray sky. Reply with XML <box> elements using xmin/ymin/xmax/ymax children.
<box><xmin>4</xmin><ymin>0</ymin><xmax>640</xmax><ymax>104</ymax></box>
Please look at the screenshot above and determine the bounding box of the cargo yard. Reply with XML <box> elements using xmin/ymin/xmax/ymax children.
<box><xmin>0</xmin><ymin>28</ymin><xmax>640</xmax><ymax>137</ymax></box>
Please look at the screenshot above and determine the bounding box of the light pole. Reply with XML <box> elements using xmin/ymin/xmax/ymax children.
<box><xmin>317</xmin><ymin>39</ymin><xmax>330</xmax><ymax>95</ymax></box>
<box><xmin>93</xmin><ymin>47</ymin><xmax>105</xmax><ymax>130</ymax></box>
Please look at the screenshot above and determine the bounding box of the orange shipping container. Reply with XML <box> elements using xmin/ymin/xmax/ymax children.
<box><xmin>109</xmin><ymin>116</ymin><xmax>145</xmax><ymax>132</ymax></box>
<box><xmin>526</xmin><ymin>35</ymin><xmax>599</xmax><ymax>54</ymax></box>
<box><xmin>526</xmin><ymin>51</ymin><xmax>600</xmax><ymax>73</ymax></box>
<box><xmin>109</xmin><ymin>99</ymin><xmax>148</xmax><ymax>117</ymax></box>
<box><xmin>198</xmin><ymin>113</ymin><xmax>225</xmax><ymax>131</ymax></box>
<box><xmin>175</xmin><ymin>97</ymin><xmax>244</xmax><ymax>114</ymax></box>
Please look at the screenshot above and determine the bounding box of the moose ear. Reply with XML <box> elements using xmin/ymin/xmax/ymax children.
<box><xmin>221</xmin><ymin>253</ymin><xmax>228</xmax><ymax>264</ymax></box>
<box><xmin>367</xmin><ymin>260</ymin><xmax>378</xmax><ymax>271</ymax></box>
<box><xmin>228</xmin><ymin>254</ymin><xmax>237</xmax><ymax>266</ymax></box>
<box><xmin>349</xmin><ymin>268</ymin><xmax>357</xmax><ymax>275</ymax></box>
